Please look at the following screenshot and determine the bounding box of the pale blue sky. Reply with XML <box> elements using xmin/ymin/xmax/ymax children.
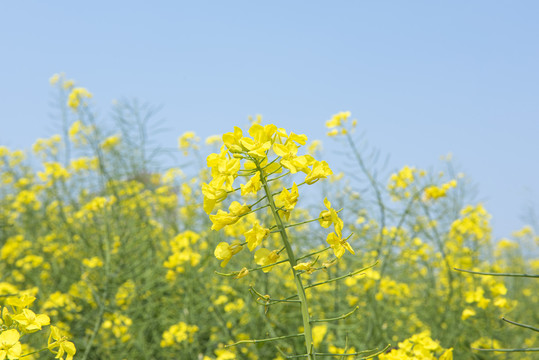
<box><xmin>1</xmin><ymin>1</ymin><xmax>538</xmax><ymax>239</ymax></box>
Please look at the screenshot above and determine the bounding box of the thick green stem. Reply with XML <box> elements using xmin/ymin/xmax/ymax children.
<box><xmin>257</xmin><ymin>162</ymin><xmax>315</xmax><ymax>360</ymax></box>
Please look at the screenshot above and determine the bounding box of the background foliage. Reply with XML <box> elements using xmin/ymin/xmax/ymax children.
<box><xmin>0</xmin><ymin>77</ymin><xmax>537</xmax><ymax>359</ymax></box>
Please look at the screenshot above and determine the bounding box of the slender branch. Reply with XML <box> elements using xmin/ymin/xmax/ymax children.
<box><xmin>305</xmin><ymin>262</ymin><xmax>378</xmax><ymax>290</ymax></box>
<box><xmin>283</xmin><ymin>209</ymin><xmax>344</xmax><ymax>230</ymax></box>
<box><xmin>311</xmin><ymin>306</ymin><xmax>359</xmax><ymax>323</ymax></box>
<box><xmin>225</xmin><ymin>333</ymin><xmax>304</xmax><ymax>348</ymax></box>
<box><xmin>20</xmin><ymin>348</ymin><xmax>48</xmax><ymax>357</ymax></box>
<box><xmin>215</xmin><ymin>257</ymin><xmax>290</xmax><ymax>277</ymax></box>
<box><xmin>357</xmin><ymin>344</ymin><xmax>392</xmax><ymax>359</ymax></box>
<box><xmin>249</xmin><ymin>286</ymin><xmax>301</xmax><ymax>305</ymax></box>
<box><xmin>454</xmin><ymin>268</ymin><xmax>539</xmax><ymax>278</ymax></box>
<box><xmin>258</xmin><ymin>160</ymin><xmax>314</xmax><ymax>359</ymax></box>
<box><xmin>267</xmin><ymin>170</ymin><xmax>290</xmax><ymax>182</ymax></box>
<box><xmin>314</xmin><ymin>344</ymin><xmax>392</xmax><ymax>358</ymax></box>
<box><xmin>472</xmin><ymin>347</ymin><xmax>539</xmax><ymax>352</ymax></box>
<box><xmin>245</xmin><ymin>203</ymin><xmax>270</xmax><ymax>214</ymax></box>
<box><xmin>502</xmin><ymin>317</ymin><xmax>539</xmax><ymax>332</ymax></box>
<box><xmin>249</xmin><ymin>194</ymin><xmax>268</xmax><ymax>208</ymax></box>
<box><xmin>297</xmin><ymin>246</ymin><xmax>332</xmax><ymax>261</ymax></box>
<box><xmin>345</xmin><ymin>132</ymin><xmax>386</xmax><ymax>258</ymax></box>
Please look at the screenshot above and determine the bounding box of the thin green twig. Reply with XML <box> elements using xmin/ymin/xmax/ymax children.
<box><xmin>225</xmin><ymin>333</ymin><xmax>304</xmax><ymax>348</ymax></box>
<box><xmin>502</xmin><ymin>317</ymin><xmax>539</xmax><ymax>332</ymax></box>
<box><xmin>472</xmin><ymin>347</ymin><xmax>539</xmax><ymax>352</ymax></box>
<box><xmin>304</xmin><ymin>261</ymin><xmax>378</xmax><ymax>290</ymax></box>
<box><xmin>310</xmin><ymin>306</ymin><xmax>359</xmax><ymax>323</ymax></box>
<box><xmin>454</xmin><ymin>268</ymin><xmax>539</xmax><ymax>278</ymax></box>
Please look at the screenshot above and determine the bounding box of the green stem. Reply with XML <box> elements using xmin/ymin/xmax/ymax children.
<box><xmin>473</xmin><ymin>348</ymin><xmax>539</xmax><ymax>352</ymax></box>
<box><xmin>20</xmin><ymin>348</ymin><xmax>48</xmax><ymax>357</ymax></box>
<box><xmin>297</xmin><ymin>246</ymin><xmax>332</xmax><ymax>261</ymax></box>
<box><xmin>257</xmin><ymin>161</ymin><xmax>315</xmax><ymax>360</ymax></box>
<box><xmin>225</xmin><ymin>333</ymin><xmax>304</xmax><ymax>347</ymax></box>
<box><xmin>454</xmin><ymin>268</ymin><xmax>539</xmax><ymax>278</ymax></box>
<box><xmin>502</xmin><ymin>317</ymin><xmax>539</xmax><ymax>332</ymax></box>
<box><xmin>310</xmin><ymin>306</ymin><xmax>359</xmax><ymax>323</ymax></box>
<box><xmin>305</xmin><ymin>262</ymin><xmax>378</xmax><ymax>290</ymax></box>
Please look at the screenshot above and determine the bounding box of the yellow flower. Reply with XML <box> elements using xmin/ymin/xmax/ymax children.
<box><xmin>461</xmin><ymin>308</ymin><xmax>476</xmax><ymax>320</ymax></box>
<box><xmin>228</xmin><ymin>201</ymin><xmax>250</xmax><ymax>216</ymax></box>
<box><xmin>209</xmin><ymin>156</ymin><xmax>241</xmax><ymax>191</ymax></box>
<box><xmin>325</xmin><ymin>111</ymin><xmax>350</xmax><ymax>128</ymax></box>
<box><xmin>201</xmin><ymin>182</ymin><xmax>228</xmax><ymax>214</ymax></box>
<box><xmin>240</xmin><ymin>172</ymin><xmax>262</xmax><ymax>196</ymax></box>
<box><xmin>205</xmin><ymin>135</ymin><xmax>222</xmax><ymax>145</ymax></box>
<box><xmin>7</xmin><ymin>295</ymin><xmax>36</xmax><ymax>310</ymax></box>
<box><xmin>254</xmin><ymin>248</ymin><xmax>280</xmax><ymax>272</ymax></box>
<box><xmin>244</xmin><ymin>222</ymin><xmax>270</xmax><ymax>251</ymax></box>
<box><xmin>178</xmin><ymin>131</ymin><xmax>200</xmax><ymax>155</ymax></box>
<box><xmin>222</xmin><ymin>126</ymin><xmax>243</xmax><ymax>153</ymax></box>
<box><xmin>214</xmin><ymin>241</ymin><xmax>243</xmax><ymax>267</ymax></box>
<box><xmin>305</xmin><ymin>160</ymin><xmax>332</xmax><ymax>184</ymax></box>
<box><xmin>82</xmin><ymin>257</ymin><xmax>103</xmax><ymax>268</ymax></box>
<box><xmin>100</xmin><ymin>135</ymin><xmax>121</xmax><ymax>150</ymax></box>
<box><xmin>319</xmin><ymin>197</ymin><xmax>342</xmax><ymax>230</ymax></box>
<box><xmin>285</xmin><ymin>131</ymin><xmax>308</xmax><ymax>146</ymax></box>
<box><xmin>235</xmin><ymin>267</ymin><xmax>249</xmax><ymax>279</ymax></box>
<box><xmin>273</xmin><ymin>142</ymin><xmax>311</xmax><ymax>173</ymax></box>
<box><xmin>249</xmin><ymin>123</ymin><xmax>277</xmax><ymax>145</ymax></box>
<box><xmin>311</xmin><ymin>325</ymin><xmax>327</xmax><ymax>347</ymax></box>
<box><xmin>67</xmin><ymin>87</ymin><xmax>92</xmax><ymax>110</ymax></box>
<box><xmin>440</xmin><ymin>348</ymin><xmax>453</xmax><ymax>360</ymax></box>
<box><xmin>275</xmin><ymin>183</ymin><xmax>299</xmax><ymax>212</ymax></box>
<box><xmin>326</xmin><ymin>228</ymin><xmax>354</xmax><ymax>258</ymax></box>
<box><xmin>49</xmin><ymin>73</ymin><xmax>60</xmax><ymax>85</ymax></box>
<box><xmin>0</xmin><ymin>329</ymin><xmax>22</xmax><ymax>360</ymax></box>
<box><xmin>328</xmin><ymin>345</ymin><xmax>356</xmax><ymax>359</ymax></box>
<box><xmin>48</xmin><ymin>326</ymin><xmax>76</xmax><ymax>360</ymax></box>
<box><xmin>327</xmin><ymin>129</ymin><xmax>339</xmax><ymax>137</ymax></box>
<box><xmin>307</xmin><ymin>140</ymin><xmax>322</xmax><ymax>154</ymax></box>
<box><xmin>293</xmin><ymin>261</ymin><xmax>315</xmax><ymax>274</ymax></box>
<box><xmin>209</xmin><ymin>202</ymin><xmax>250</xmax><ymax>231</ymax></box>
<box><xmin>12</xmin><ymin>308</ymin><xmax>50</xmax><ymax>332</ymax></box>
<box><xmin>423</xmin><ymin>180</ymin><xmax>457</xmax><ymax>201</ymax></box>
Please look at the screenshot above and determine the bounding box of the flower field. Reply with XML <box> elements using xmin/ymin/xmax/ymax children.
<box><xmin>0</xmin><ymin>76</ymin><xmax>537</xmax><ymax>359</ymax></box>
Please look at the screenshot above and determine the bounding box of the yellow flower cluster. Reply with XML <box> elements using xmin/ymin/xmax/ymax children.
<box><xmin>160</xmin><ymin>321</ymin><xmax>199</xmax><ymax>347</ymax></box>
<box><xmin>423</xmin><ymin>179</ymin><xmax>457</xmax><ymax>201</ymax></box>
<box><xmin>68</xmin><ymin>120</ymin><xmax>94</xmax><ymax>145</ymax></box>
<box><xmin>379</xmin><ymin>331</ymin><xmax>453</xmax><ymax>360</ymax></box>
<box><xmin>203</xmin><ymin>123</ymin><xmax>342</xmax><ymax>267</ymax></box>
<box><xmin>100</xmin><ymin>135</ymin><xmax>121</xmax><ymax>151</ymax></box>
<box><xmin>449</xmin><ymin>204</ymin><xmax>491</xmax><ymax>245</ymax></box>
<box><xmin>325</xmin><ymin>111</ymin><xmax>357</xmax><ymax>136</ymax></box>
<box><xmin>387</xmin><ymin>165</ymin><xmax>426</xmax><ymax>199</ymax></box>
<box><xmin>67</xmin><ymin>87</ymin><xmax>92</xmax><ymax>110</ymax></box>
<box><xmin>178</xmin><ymin>131</ymin><xmax>200</xmax><ymax>156</ymax></box>
<box><xmin>0</xmin><ymin>294</ymin><xmax>76</xmax><ymax>360</ymax></box>
<box><xmin>0</xmin><ymin>77</ymin><xmax>536</xmax><ymax>358</ymax></box>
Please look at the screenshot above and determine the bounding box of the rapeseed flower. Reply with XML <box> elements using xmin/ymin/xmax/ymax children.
<box><xmin>0</xmin><ymin>329</ymin><xmax>22</xmax><ymax>360</ymax></box>
<box><xmin>254</xmin><ymin>248</ymin><xmax>280</xmax><ymax>272</ymax></box>
<box><xmin>12</xmin><ymin>308</ymin><xmax>50</xmax><ymax>333</ymax></box>
<box><xmin>214</xmin><ymin>241</ymin><xmax>243</xmax><ymax>267</ymax></box>
<box><xmin>48</xmin><ymin>326</ymin><xmax>76</xmax><ymax>360</ymax></box>
<box><xmin>244</xmin><ymin>222</ymin><xmax>270</xmax><ymax>251</ymax></box>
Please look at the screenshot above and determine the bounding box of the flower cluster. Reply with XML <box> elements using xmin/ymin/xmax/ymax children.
<box><xmin>325</xmin><ymin>111</ymin><xmax>357</xmax><ymax>136</ymax></box>
<box><xmin>379</xmin><ymin>331</ymin><xmax>453</xmax><ymax>360</ymax></box>
<box><xmin>203</xmin><ymin>123</ymin><xmax>348</xmax><ymax>268</ymax></box>
<box><xmin>0</xmin><ymin>294</ymin><xmax>76</xmax><ymax>360</ymax></box>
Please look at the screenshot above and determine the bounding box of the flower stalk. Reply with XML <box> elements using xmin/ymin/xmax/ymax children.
<box><xmin>258</xmin><ymin>162</ymin><xmax>315</xmax><ymax>359</ymax></box>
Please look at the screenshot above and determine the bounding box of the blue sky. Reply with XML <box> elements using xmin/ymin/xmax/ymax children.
<box><xmin>1</xmin><ymin>1</ymin><xmax>538</xmax><ymax>239</ymax></box>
